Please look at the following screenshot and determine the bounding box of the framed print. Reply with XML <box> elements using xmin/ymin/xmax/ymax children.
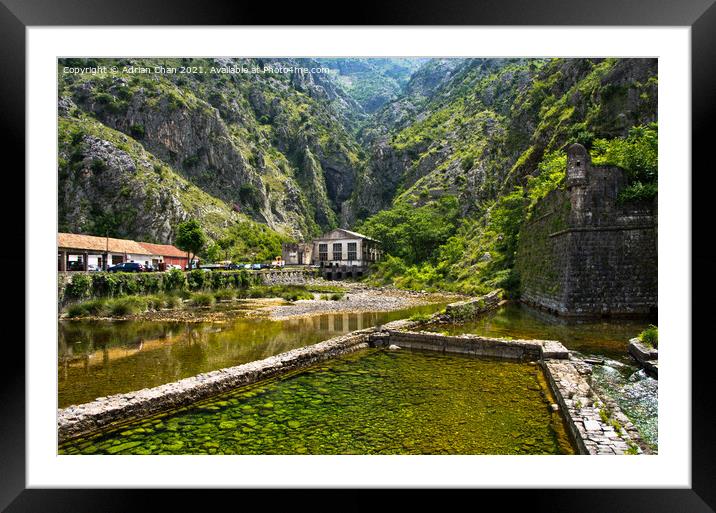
<box><xmin>2</xmin><ymin>0</ymin><xmax>714</xmax><ymax>510</ymax></box>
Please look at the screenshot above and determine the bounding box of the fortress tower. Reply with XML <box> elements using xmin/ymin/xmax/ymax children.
<box><xmin>515</xmin><ymin>143</ymin><xmax>657</xmax><ymax>317</ymax></box>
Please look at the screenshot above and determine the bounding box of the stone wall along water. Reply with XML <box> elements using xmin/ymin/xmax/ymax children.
<box><xmin>444</xmin><ymin>289</ymin><xmax>504</xmax><ymax>321</ymax></box>
<box><xmin>515</xmin><ymin>143</ymin><xmax>657</xmax><ymax>317</ymax></box>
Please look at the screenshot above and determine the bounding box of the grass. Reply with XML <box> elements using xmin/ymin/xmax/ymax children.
<box><xmin>307</xmin><ymin>285</ymin><xmax>346</xmax><ymax>294</ymax></box>
<box><xmin>599</xmin><ymin>408</ymin><xmax>624</xmax><ymax>436</ymax></box>
<box><xmin>66</xmin><ymin>299</ymin><xmax>108</xmax><ymax>318</ymax></box>
<box><xmin>320</xmin><ymin>292</ymin><xmax>344</xmax><ymax>301</ymax></box>
<box><xmin>408</xmin><ymin>313</ymin><xmax>433</xmax><ymax>323</ymax></box>
<box><xmin>214</xmin><ymin>289</ymin><xmax>236</xmax><ymax>302</ymax></box>
<box><xmin>63</xmin><ymin>284</ymin><xmax>325</xmax><ymax>317</ymax></box>
<box><xmin>65</xmin><ymin>293</ymin><xmax>183</xmax><ymax>318</ymax></box>
<box><xmin>638</xmin><ymin>324</ymin><xmax>658</xmax><ymax>349</ymax></box>
<box><xmin>190</xmin><ymin>292</ymin><xmax>216</xmax><ymax>307</ymax></box>
<box><xmin>109</xmin><ymin>296</ymin><xmax>149</xmax><ymax>316</ymax></box>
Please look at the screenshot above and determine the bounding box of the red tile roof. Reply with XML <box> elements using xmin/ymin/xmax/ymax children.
<box><xmin>58</xmin><ymin>233</ymin><xmax>152</xmax><ymax>255</ymax></box>
<box><xmin>138</xmin><ymin>242</ymin><xmax>191</xmax><ymax>259</ymax></box>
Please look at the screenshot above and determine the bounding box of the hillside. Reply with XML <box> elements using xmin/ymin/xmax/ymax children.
<box><xmin>58</xmin><ymin>57</ymin><xmax>367</xmax><ymax>243</ymax></box>
<box><xmin>352</xmin><ymin>58</ymin><xmax>657</xmax><ymax>294</ymax></box>
<box><xmin>57</xmin><ymin>57</ymin><xmax>657</xmax><ymax>289</ymax></box>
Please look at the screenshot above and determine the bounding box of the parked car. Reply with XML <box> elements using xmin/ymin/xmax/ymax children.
<box><xmin>243</xmin><ymin>264</ymin><xmax>252</xmax><ymax>270</ymax></box>
<box><xmin>226</xmin><ymin>263</ymin><xmax>242</xmax><ymax>270</ymax></box>
<box><xmin>251</xmin><ymin>263</ymin><xmax>262</xmax><ymax>270</ymax></box>
<box><xmin>107</xmin><ymin>262</ymin><xmax>145</xmax><ymax>273</ymax></box>
<box><xmin>165</xmin><ymin>264</ymin><xmax>182</xmax><ymax>271</ymax></box>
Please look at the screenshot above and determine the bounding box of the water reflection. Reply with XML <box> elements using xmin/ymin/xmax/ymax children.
<box><xmin>427</xmin><ymin>303</ymin><xmax>650</xmax><ymax>362</ymax></box>
<box><xmin>58</xmin><ymin>303</ymin><xmax>446</xmax><ymax>407</ymax></box>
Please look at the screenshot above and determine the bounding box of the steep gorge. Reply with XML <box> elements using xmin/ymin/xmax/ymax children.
<box><xmin>58</xmin><ymin>57</ymin><xmax>657</xmax><ymax>287</ymax></box>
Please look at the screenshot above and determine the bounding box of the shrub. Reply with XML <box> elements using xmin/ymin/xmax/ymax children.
<box><xmin>66</xmin><ymin>274</ymin><xmax>93</xmax><ymax>300</ymax></box>
<box><xmin>183</xmin><ymin>155</ymin><xmax>200</xmax><ymax>168</ymax></box>
<box><xmin>130</xmin><ymin>123</ymin><xmax>145</xmax><ymax>139</ymax></box>
<box><xmin>214</xmin><ymin>289</ymin><xmax>235</xmax><ymax>302</ymax></box>
<box><xmin>91</xmin><ymin>273</ymin><xmax>120</xmax><ymax>297</ymax></box>
<box><xmin>187</xmin><ymin>269</ymin><xmax>207</xmax><ymax>291</ymax></box>
<box><xmin>163</xmin><ymin>268</ymin><xmax>187</xmax><ymax>292</ymax></box>
<box><xmin>136</xmin><ymin>273</ymin><xmax>161</xmax><ymax>294</ymax></box>
<box><xmin>639</xmin><ymin>325</ymin><xmax>658</xmax><ymax>349</ymax></box>
<box><xmin>210</xmin><ymin>271</ymin><xmax>229</xmax><ymax>290</ymax></box>
<box><xmin>90</xmin><ymin>159</ymin><xmax>107</xmax><ymax>173</ymax></box>
<box><xmin>164</xmin><ymin>294</ymin><xmax>183</xmax><ymax>309</ymax></box>
<box><xmin>190</xmin><ymin>292</ymin><xmax>215</xmax><ymax>307</ymax></box>
<box><xmin>109</xmin><ymin>296</ymin><xmax>148</xmax><ymax>316</ymax></box>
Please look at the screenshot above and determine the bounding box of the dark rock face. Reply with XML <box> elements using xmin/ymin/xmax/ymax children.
<box><xmin>58</xmin><ymin>131</ymin><xmax>239</xmax><ymax>243</ymax></box>
<box><xmin>516</xmin><ymin>144</ymin><xmax>657</xmax><ymax>317</ymax></box>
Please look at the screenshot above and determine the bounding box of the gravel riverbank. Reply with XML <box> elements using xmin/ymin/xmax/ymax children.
<box><xmin>259</xmin><ymin>287</ymin><xmax>461</xmax><ymax>320</ymax></box>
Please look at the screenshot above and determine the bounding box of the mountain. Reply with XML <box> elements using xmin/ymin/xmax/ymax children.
<box><xmin>58</xmin><ymin>57</ymin><xmax>368</xmax><ymax>244</ymax></box>
<box><xmin>315</xmin><ymin>58</ymin><xmax>429</xmax><ymax>115</ymax></box>
<box><xmin>352</xmin><ymin>57</ymin><xmax>657</xmax><ymax>293</ymax></box>
<box><xmin>57</xmin><ymin>57</ymin><xmax>657</xmax><ymax>288</ymax></box>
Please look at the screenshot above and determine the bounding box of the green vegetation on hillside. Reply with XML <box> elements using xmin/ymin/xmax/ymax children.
<box><xmin>58</xmin><ymin>57</ymin><xmax>657</xmax><ymax>296</ymax></box>
<box><xmin>354</xmin><ymin>58</ymin><xmax>656</xmax><ymax>295</ymax></box>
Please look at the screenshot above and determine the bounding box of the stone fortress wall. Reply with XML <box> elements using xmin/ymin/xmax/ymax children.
<box><xmin>515</xmin><ymin>143</ymin><xmax>657</xmax><ymax>317</ymax></box>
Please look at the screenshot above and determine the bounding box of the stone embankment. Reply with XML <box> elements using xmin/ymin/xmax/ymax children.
<box><xmin>628</xmin><ymin>337</ymin><xmax>658</xmax><ymax>377</ymax></box>
<box><xmin>59</xmin><ymin>315</ymin><xmax>648</xmax><ymax>454</ymax></box>
<box><xmin>58</xmin><ymin>329</ymin><xmax>372</xmax><ymax>442</ymax></box>
<box><xmin>443</xmin><ymin>289</ymin><xmax>504</xmax><ymax>321</ymax></box>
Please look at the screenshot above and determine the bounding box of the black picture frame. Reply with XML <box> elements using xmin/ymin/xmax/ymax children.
<box><xmin>2</xmin><ymin>1</ymin><xmax>713</xmax><ymax>511</ymax></box>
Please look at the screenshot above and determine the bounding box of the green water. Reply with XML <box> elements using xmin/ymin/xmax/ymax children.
<box><xmin>59</xmin><ymin>349</ymin><xmax>575</xmax><ymax>455</ymax></box>
<box><xmin>427</xmin><ymin>303</ymin><xmax>650</xmax><ymax>362</ymax></box>
<box><xmin>58</xmin><ymin>302</ymin><xmax>446</xmax><ymax>407</ymax></box>
<box><xmin>425</xmin><ymin>303</ymin><xmax>658</xmax><ymax>450</ymax></box>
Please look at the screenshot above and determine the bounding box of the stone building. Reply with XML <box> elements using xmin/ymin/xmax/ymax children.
<box><xmin>283</xmin><ymin>228</ymin><xmax>382</xmax><ymax>279</ymax></box>
<box><xmin>313</xmin><ymin>228</ymin><xmax>382</xmax><ymax>280</ymax></box>
<box><xmin>515</xmin><ymin>143</ymin><xmax>657</xmax><ymax>317</ymax></box>
<box><xmin>281</xmin><ymin>242</ymin><xmax>314</xmax><ymax>266</ymax></box>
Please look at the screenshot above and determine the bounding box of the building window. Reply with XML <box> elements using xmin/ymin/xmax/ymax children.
<box><xmin>319</xmin><ymin>243</ymin><xmax>328</xmax><ymax>262</ymax></box>
<box><xmin>332</xmin><ymin>243</ymin><xmax>342</xmax><ymax>261</ymax></box>
<box><xmin>347</xmin><ymin>242</ymin><xmax>357</xmax><ymax>261</ymax></box>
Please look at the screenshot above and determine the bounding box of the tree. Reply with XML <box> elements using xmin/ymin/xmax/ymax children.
<box><xmin>175</xmin><ymin>219</ymin><xmax>207</xmax><ymax>268</ymax></box>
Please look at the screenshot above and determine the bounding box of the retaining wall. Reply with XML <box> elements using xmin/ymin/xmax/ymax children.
<box><xmin>58</xmin><ymin>328</ymin><xmax>372</xmax><ymax>442</ymax></box>
<box><xmin>515</xmin><ymin>144</ymin><xmax>657</xmax><ymax>318</ymax></box>
<box><xmin>58</xmin><ymin>268</ymin><xmax>318</xmax><ymax>308</ymax></box>
<box><xmin>444</xmin><ymin>290</ymin><xmax>503</xmax><ymax>321</ymax></box>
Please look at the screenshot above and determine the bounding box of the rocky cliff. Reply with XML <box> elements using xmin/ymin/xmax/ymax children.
<box><xmin>58</xmin><ymin>57</ymin><xmax>657</xmax><ymax>282</ymax></box>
